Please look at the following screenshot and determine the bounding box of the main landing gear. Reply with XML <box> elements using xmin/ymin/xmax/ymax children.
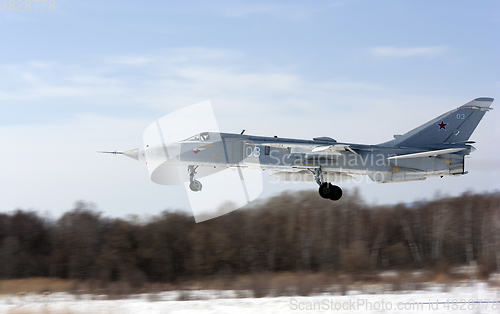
<box><xmin>188</xmin><ymin>165</ymin><xmax>202</xmax><ymax>192</ymax></box>
<box><xmin>311</xmin><ymin>168</ymin><xmax>342</xmax><ymax>201</ymax></box>
<box><xmin>318</xmin><ymin>182</ymin><xmax>342</xmax><ymax>201</ymax></box>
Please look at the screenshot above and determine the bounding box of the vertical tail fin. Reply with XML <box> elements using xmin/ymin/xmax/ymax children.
<box><xmin>384</xmin><ymin>97</ymin><xmax>493</xmax><ymax>148</ymax></box>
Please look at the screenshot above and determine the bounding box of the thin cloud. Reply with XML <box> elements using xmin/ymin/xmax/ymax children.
<box><xmin>218</xmin><ymin>3</ymin><xmax>308</xmax><ymax>20</ymax></box>
<box><xmin>28</xmin><ymin>61</ymin><xmax>56</xmax><ymax>69</ymax></box>
<box><xmin>107</xmin><ymin>56</ymin><xmax>156</xmax><ymax>66</ymax></box>
<box><xmin>0</xmin><ymin>49</ymin><xmax>383</xmax><ymax>110</ymax></box>
<box><xmin>216</xmin><ymin>2</ymin><xmax>342</xmax><ymax>21</ymax></box>
<box><xmin>104</xmin><ymin>48</ymin><xmax>241</xmax><ymax>66</ymax></box>
<box><xmin>369</xmin><ymin>46</ymin><xmax>448</xmax><ymax>57</ymax></box>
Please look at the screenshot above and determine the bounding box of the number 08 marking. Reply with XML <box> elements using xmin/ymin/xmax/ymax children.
<box><xmin>456</xmin><ymin>114</ymin><xmax>465</xmax><ymax>119</ymax></box>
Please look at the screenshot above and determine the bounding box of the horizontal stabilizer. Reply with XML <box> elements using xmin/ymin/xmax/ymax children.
<box><xmin>387</xmin><ymin>148</ymin><xmax>466</xmax><ymax>160</ymax></box>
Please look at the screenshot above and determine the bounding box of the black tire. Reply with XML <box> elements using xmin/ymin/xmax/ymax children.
<box><xmin>329</xmin><ymin>184</ymin><xmax>342</xmax><ymax>201</ymax></box>
<box><xmin>189</xmin><ymin>180</ymin><xmax>202</xmax><ymax>192</ymax></box>
<box><xmin>318</xmin><ymin>182</ymin><xmax>331</xmax><ymax>199</ymax></box>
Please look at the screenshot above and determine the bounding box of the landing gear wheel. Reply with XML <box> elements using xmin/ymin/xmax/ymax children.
<box><xmin>312</xmin><ymin>168</ymin><xmax>342</xmax><ymax>201</ymax></box>
<box><xmin>189</xmin><ymin>180</ymin><xmax>202</xmax><ymax>192</ymax></box>
<box><xmin>318</xmin><ymin>183</ymin><xmax>343</xmax><ymax>201</ymax></box>
<box><xmin>329</xmin><ymin>184</ymin><xmax>342</xmax><ymax>201</ymax></box>
<box><xmin>319</xmin><ymin>182</ymin><xmax>331</xmax><ymax>199</ymax></box>
<box><xmin>187</xmin><ymin>165</ymin><xmax>202</xmax><ymax>192</ymax></box>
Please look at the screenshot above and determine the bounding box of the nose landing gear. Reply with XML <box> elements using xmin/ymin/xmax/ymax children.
<box><xmin>188</xmin><ymin>165</ymin><xmax>202</xmax><ymax>192</ymax></box>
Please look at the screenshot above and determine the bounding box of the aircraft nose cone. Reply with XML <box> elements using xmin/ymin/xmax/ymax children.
<box><xmin>123</xmin><ymin>148</ymin><xmax>140</xmax><ymax>161</ymax></box>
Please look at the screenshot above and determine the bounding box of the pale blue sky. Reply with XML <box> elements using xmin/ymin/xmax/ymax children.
<box><xmin>1</xmin><ymin>1</ymin><xmax>499</xmax><ymax>217</ymax></box>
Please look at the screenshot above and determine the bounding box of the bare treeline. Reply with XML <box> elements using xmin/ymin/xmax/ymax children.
<box><xmin>0</xmin><ymin>190</ymin><xmax>499</xmax><ymax>284</ymax></box>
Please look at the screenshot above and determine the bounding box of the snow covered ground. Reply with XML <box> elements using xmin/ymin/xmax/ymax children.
<box><xmin>1</xmin><ymin>283</ymin><xmax>499</xmax><ymax>314</ymax></box>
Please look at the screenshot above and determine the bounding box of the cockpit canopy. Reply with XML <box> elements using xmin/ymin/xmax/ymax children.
<box><xmin>184</xmin><ymin>132</ymin><xmax>211</xmax><ymax>142</ymax></box>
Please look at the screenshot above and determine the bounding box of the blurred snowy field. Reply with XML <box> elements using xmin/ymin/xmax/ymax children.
<box><xmin>1</xmin><ymin>282</ymin><xmax>500</xmax><ymax>314</ymax></box>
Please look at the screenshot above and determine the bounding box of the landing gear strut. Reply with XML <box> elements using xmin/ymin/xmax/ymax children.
<box><xmin>188</xmin><ymin>165</ymin><xmax>202</xmax><ymax>192</ymax></box>
<box><xmin>310</xmin><ymin>168</ymin><xmax>342</xmax><ymax>201</ymax></box>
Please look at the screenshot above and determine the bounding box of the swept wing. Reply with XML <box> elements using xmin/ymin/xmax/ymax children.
<box><xmin>387</xmin><ymin>148</ymin><xmax>466</xmax><ymax>160</ymax></box>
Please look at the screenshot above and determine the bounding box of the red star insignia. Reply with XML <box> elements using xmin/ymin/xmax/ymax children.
<box><xmin>192</xmin><ymin>147</ymin><xmax>206</xmax><ymax>154</ymax></box>
<box><xmin>437</xmin><ymin>120</ymin><xmax>448</xmax><ymax>130</ymax></box>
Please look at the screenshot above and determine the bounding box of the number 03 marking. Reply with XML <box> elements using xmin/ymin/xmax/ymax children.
<box><xmin>456</xmin><ymin>114</ymin><xmax>465</xmax><ymax>120</ymax></box>
<box><xmin>245</xmin><ymin>146</ymin><xmax>261</xmax><ymax>157</ymax></box>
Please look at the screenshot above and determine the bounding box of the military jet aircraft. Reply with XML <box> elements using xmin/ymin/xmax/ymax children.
<box><xmin>102</xmin><ymin>97</ymin><xmax>493</xmax><ymax>201</ymax></box>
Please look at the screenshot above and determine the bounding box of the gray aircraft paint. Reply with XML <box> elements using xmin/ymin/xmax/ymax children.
<box><xmin>104</xmin><ymin>98</ymin><xmax>493</xmax><ymax>221</ymax></box>
<box><xmin>126</xmin><ymin>98</ymin><xmax>492</xmax><ymax>183</ymax></box>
